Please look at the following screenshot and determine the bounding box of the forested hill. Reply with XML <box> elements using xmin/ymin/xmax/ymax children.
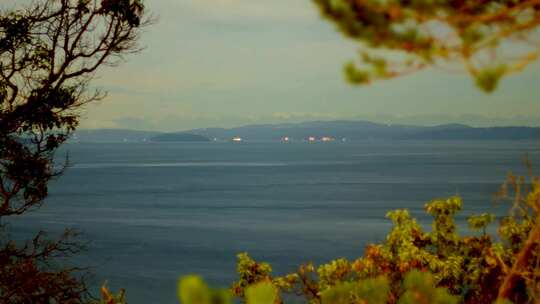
<box><xmin>71</xmin><ymin>130</ymin><xmax>210</xmax><ymax>142</ymax></box>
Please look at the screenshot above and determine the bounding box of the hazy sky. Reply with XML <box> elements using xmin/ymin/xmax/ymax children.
<box><xmin>15</xmin><ymin>0</ymin><xmax>540</xmax><ymax>130</ymax></box>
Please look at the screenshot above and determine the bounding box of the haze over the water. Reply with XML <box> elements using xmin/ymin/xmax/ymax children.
<box><xmin>57</xmin><ymin>0</ymin><xmax>540</xmax><ymax>130</ymax></box>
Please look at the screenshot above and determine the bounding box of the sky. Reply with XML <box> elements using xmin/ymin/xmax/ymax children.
<box><xmin>6</xmin><ymin>0</ymin><xmax>540</xmax><ymax>130</ymax></box>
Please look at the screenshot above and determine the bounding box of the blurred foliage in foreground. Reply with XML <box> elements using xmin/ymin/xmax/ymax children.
<box><xmin>176</xmin><ymin>171</ymin><xmax>540</xmax><ymax>304</ymax></box>
<box><xmin>178</xmin><ymin>271</ymin><xmax>457</xmax><ymax>304</ymax></box>
<box><xmin>312</xmin><ymin>0</ymin><xmax>540</xmax><ymax>92</ymax></box>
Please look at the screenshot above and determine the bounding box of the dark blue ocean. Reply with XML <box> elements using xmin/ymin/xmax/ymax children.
<box><xmin>6</xmin><ymin>140</ymin><xmax>540</xmax><ymax>303</ymax></box>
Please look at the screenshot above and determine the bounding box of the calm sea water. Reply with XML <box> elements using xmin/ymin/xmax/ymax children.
<box><xmin>6</xmin><ymin>140</ymin><xmax>540</xmax><ymax>303</ymax></box>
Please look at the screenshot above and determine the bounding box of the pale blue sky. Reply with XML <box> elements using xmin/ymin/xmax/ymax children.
<box><xmin>12</xmin><ymin>0</ymin><xmax>540</xmax><ymax>130</ymax></box>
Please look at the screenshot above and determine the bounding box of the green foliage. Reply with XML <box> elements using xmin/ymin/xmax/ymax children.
<box><xmin>345</xmin><ymin>62</ymin><xmax>371</xmax><ymax>84</ymax></box>
<box><xmin>232</xmin><ymin>252</ymin><xmax>274</xmax><ymax>297</ymax></box>
<box><xmin>245</xmin><ymin>282</ymin><xmax>278</xmax><ymax>304</ymax></box>
<box><xmin>312</xmin><ymin>0</ymin><xmax>540</xmax><ymax>92</ymax></box>
<box><xmin>468</xmin><ymin>213</ymin><xmax>496</xmax><ymax>235</ymax></box>
<box><xmin>220</xmin><ymin>173</ymin><xmax>539</xmax><ymax>303</ymax></box>
<box><xmin>178</xmin><ymin>277</ymin><xmax>278</xmax><ymax>304</ymax></box>
<box><xmin>304</xmin><ymin>271</ymin><xmax>456</xmax><ymax>304</ymax></box>
<box><xmin>177</xmin><ymin>173</ymin><xmax>540</xmax><ymax>303</ymax></box>
<box><xmin>475</xmin><ymin>66</ymin><xmax>507</xmax><ymax>93</ymax></box>
<box><xmin>90</xmin><ymin>284</ymin><xmax>126</xmax><ymax>304</ymax></box>
<box><xmin>398</xmin><ymin>271</ymin><xmax>458</xmax><ymax>304</ymax></box>
<box><xmin>181</xmin><ymin>271</ymin><xmax>457</xmax><ymax>304</ymax></box>
<box><xmin>320</xmin><ymin>276</ymin><xmax>389</xmax><ymax>304</ymax></box>
<box><xmin>178</xmin><ymin>275</ymin><xmax>232</xmax><ymax>304</ymax></box>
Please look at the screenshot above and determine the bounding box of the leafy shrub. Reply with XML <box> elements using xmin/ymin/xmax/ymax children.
<box><xmin>177</xmin><ymin>275</ymin><xmax>232</xmax><ymax>304</ymax></box>
<box><xmin>179</xmin><ymin>172</ymin><xmax>540</xmax><ymax>304</ymax></box>
<box><xmin>90</xmin><ymin>284</ymin><xmax>126</xmax><ymax>304</ymax></box>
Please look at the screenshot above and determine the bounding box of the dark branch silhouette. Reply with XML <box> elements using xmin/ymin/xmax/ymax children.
<box><xmin>0</xmin><ymin>0</ymin><xmax>148</xmax><ymax>302</ymax></box>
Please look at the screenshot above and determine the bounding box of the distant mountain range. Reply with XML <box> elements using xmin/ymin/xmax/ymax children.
<box><xmin>71</xmin><ymin>121</ymin><xmax>540</xmax><ymax>142</ymax></box>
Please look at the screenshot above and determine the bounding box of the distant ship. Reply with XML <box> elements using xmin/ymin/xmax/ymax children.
<box><xmin>321</xmin><ymin>136</ymin><xmax>335</xmax><ymax>142</ymax></box>
<box><xmin>307</xmin><ymin>136</ymin><xmax>316</xmax><ymax>142</ymax></box>
<box><xmin>232</xmin><ymin>137</ymin><xmax>243</xmax><ymax>142</ymax></box>
<box><xmin>281</xmin><ymin>136</ymin><xmax>290</xmax><ymax>142</ymax></box>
